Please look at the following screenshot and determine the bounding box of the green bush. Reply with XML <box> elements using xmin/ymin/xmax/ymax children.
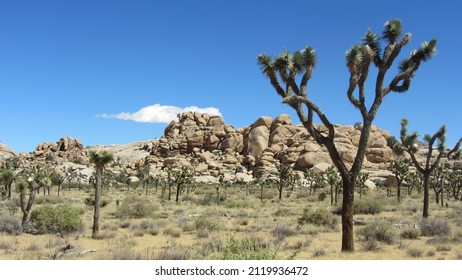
<box><xmin>354</xmin><ymin>197</ymin><xmax>384</xmax><ymax>215</ymax></box>
<box><xmin>217</xmin><ymin>236</ymin><xmax>276</xmax><ymax>260</ymax></box>
<box><xmin>297</xmin><ymin>208</ymin><xmax>337</xmax><ymax>229</ymax></box>
<box><xmin>223</xmin><ymin>199</ymin><xmax>252</xmax><ymax>209</ymax></box>
<box><xmin>30</xmin><ymin>204</ymin><xmax>82</xmax><ymax>234</ymax></box>
<box><xmin>420</xmin><ymin>218</ymin><xmax>451</xmax><ymax>237</ymax></box>
<box><xmin>34</xmin><ymin>195</ymin><xmax>64</xmax><ymax>205</ymax></box>
<box><xmin>194</xmin><ymin>215</ymin><xmax>221</xmax><ymax>232</ymax></box>
<box><xmin>115</xmin><ymin>195</ymin><xmax>157</xmax><ymax>219</ymax></box>
<box><xmin>357</xmin><ymin>220</ymin><xmax>396</xmax><ymax>245</ymax></box>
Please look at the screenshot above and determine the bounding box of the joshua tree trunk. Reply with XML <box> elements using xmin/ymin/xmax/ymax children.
<box><xmin>20</xmin><ymin>183</ymin><xmax>39</xmax><ymax>226</ymax></box>
<box><xmin>341</xmin><ymin>179</ymin><xmax>355</xmax><ymax>252</ymax></box>
<box><xmin>175</xmin><ymin>184</ymin><xmax>180</xmax><ymax>203</ymax></box>
<box><xmin>92</xmin><ymin>167</ymin><xmax>102</xmax><ymax>238</ymax></box>
<box><xmin>422</xmin><ymin>173</ymin><xmax>431</xmax><ymax>218</ymax></box>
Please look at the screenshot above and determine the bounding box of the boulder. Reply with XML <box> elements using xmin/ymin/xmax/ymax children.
<box><xmin>219</xmin><ymin>133</ymin><xmax>244</xmax><ymax>153</ymax></box>
<box><xmin>194</xmin><ymin>175</ymin><xmax>219</xmax><ymax>184</ymax></box>
<box><xmin>311</xmin><ymin>162</ymin><xmax>333</xmax><ymax>174</ymax></box>
<box><xmin>57</xmin><ymin>137</ymin><xmax>83</xmax><ymax>152</ymax></box>
<box><xmin>294</xmin><ymin>153</ymin><xmax>317</xmax><ymax>170</ymax></box>
<box><xmin>235</xmin><ymin>172</ymin><xmax>254</xmax><ymax>183</ymax></box>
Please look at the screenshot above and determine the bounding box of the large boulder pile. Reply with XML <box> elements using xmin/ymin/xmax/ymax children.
<box><xmin>32</xmin><ymin>137</ymin><xmax>87</xmax><ymax>165</ymax></box>
<box><xmin>143</xmin><ymin>112</ymin><xmax>394</xmax><ymax>180</ymax></box>
<box><xmin>0</xmin><ymin>143</ymin><xmax>16</xmax><ymax>161</ymax></box>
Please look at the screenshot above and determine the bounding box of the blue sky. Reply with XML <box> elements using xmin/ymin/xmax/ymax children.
<box><xmin>1</xmin><ymin>0</ymin><xmax>461</xmax><ymax>153</ymax></box>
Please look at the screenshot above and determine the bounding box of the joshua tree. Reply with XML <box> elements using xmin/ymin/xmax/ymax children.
<box><xmin>258</xmin><ymin>19</ymin><xmax>436</xmax><ymax>251</ymax></box>
<box><xmin>356</xmin><ymin>172</ymin><xmax>369</xmax><ymax>199</ymax></box>
<box><xmin>16</xmin><ymin>163</ymin><xmax>51</xmax><ymax>226</ymax></box>
<box><xmin>326</xmin><ymin>166</ymin><xmax>341</xmax><ymax>206</ymax></box>
<box><xmin>430</xmin><ymin>164</ymin><xmax>448</xmax><ymax>206</ymax></box>
<box><xmin>137</xmin><ymin>165</ymin><xmax>152</xmax><ymax>195</ymax></box>
<box><xmin>407</xmin><ymin>171</ymin><xmax>423</xmax><ymax>195</ymax></box>
<box><xmin>0</xmin><ymin>170</ymin><xmax>14</xmax><ymax>200</ymax></box>
<box><xmin>397</xmin><ymin>119</ymin><xmax>461</xmax><ymax>218</ymax></box>
<box><xmin>277</xmin><ymin>164</ymin><xmax>295</xmax><ymax>200</ymax></box>
<box><xmin>173</xmin><ymin>166</ymin><xmax>193</xmax><ymax>203</ymax></box>
<box><xmin>387</xmin><ymin>159</ymin><xmax>410</xmax><ymax>202</ymax></box>
<box><xmin>88</xmin><ymin>150</ymin><xmax>114</xmax><ymax>238</ymax></box>
<box><xmin>447</xmin><ymin>169</ymin><xmax>462</xmax><ymax>200</ymax></box>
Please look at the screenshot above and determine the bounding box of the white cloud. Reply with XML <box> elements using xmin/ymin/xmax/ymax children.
<box><xmin>98</xmin><ymin>104</ymin><xmax>222</xmax><ymax>123</ymax></box>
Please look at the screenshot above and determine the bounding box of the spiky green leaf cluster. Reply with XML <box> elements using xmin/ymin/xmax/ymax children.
<box><xmin>345</xmin><ymin>45</ymin><xmax>365</xmax><ymax>74</ymax></box>
<box><xmin>89</xmin><ymin>150</ymin><xmax>114</xmax><ymax>169</ymax></box>
<box><xmin>257</xmin><ymin>47</ymin><xmax>317</xmax><ymax>77</ymax></box>
<box><xmin>257</xmin><ymin>54</ymin><xmax>273</xmax><ymax>74</ymax></box>
<box><xmin>362</xmin><ymin>30</ymin><xmax>381</xmax><ymax>66</ymax></box>
<box><xmin>15</xmin><ymin>178</ymin><xmax>29</xmax><ymax>193</ymax></box>
<box><xmin>413</xmin><ymin>40</ymin><xmax>437</xmax><ymax>62</ymax></box>
<box><xmin>383</xmin><ymin>19</ymin><xmax>402</xmax><ymax>43</ymax></box>
<box><xmin>400</xmin><ymin>118</ymin><xmax>419</xmax><ymax>152</ymax></box>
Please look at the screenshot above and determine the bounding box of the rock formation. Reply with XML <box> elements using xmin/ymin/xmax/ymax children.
<box><xmin>0</xmin><ymin>143</ymin><xmax>16</xmax><ymax>161</ymax></box>
<box><xmin>8</xmin><ymin>112</ymin><xmax>406</xmax><ymax>185</ymax></box>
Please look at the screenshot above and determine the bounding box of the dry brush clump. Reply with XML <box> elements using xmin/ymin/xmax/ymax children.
<box><xmin>0</xmin><ymin>214</ymin><xmax>23</xmax><ymax>235</ymax></box>
<box><xmin>115</xmin><ymin>195</ymin><xmax>158</xmax><ymax>219</ymax></box>
<box><xmin>399</xmin><ymin>227</ymin><xmax>420</xmax><ymax>240</ymax></box>
<box><xmin>356</xmin><ymin>220</ymin><xmax>396</xmax><ymax>245</ymax></box>
<box><xmin>420</xmin><ymin>218</ymin><xmax>451</xmax><ymax>237</ymax></box>
<box><xmin>297</xmin><ymin>208</ymin><xmax>338</xmax><ymax>230</ymax></box>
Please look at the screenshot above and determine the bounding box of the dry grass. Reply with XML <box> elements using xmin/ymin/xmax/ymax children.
<box><xmin>1</xmin><ymin>185</ymin><xmax>462</xmax><ymax>260</ymax></box>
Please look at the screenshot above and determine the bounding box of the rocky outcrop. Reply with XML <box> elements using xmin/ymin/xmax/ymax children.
<box><xmin>12</xmin><ymin>112</ymin><xmax>399</xmax><ymax>184</ymax></box>
<box><xmin>148</xmin><ymin>113</ymin><xmax>394</xmax><ymax>180</ymax></box>
<box><xmin>0</xmin><ymin>143</ymin><xmax>16</xmax><ymax>160</ymax></box>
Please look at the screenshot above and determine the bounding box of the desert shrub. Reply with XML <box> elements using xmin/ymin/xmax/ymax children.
<box><xmin>30</xmin><ymin>204</ymin><xmax>82</xmax><ymax>234</ymax></box>
<box><xmin>420</xmin><ymin>218</ymin><xmax>451</xmax><ymax>237</ymax></box>
<box><xmin>357</xmin><ymin>220</ymin><xmax>396</xmax><ymax>245</ymax></box>
<box><xmin>153</xmin><ymin>244</ymin><xmax>190</xmax><ymax>260</ymax></box>
<box><xmin>400</xmin><ymin>227</ymin><xmax>420</xmax><ymax>240</ymax></box>
<box><xmin>317</xmin><ymin>192</ymin><xmax>327</xmax><ymax>201</ymax></box>
<box><xmin>274</xmin><ymin>207</ymin><xmax>294</xmax><ymax>217</ymax></box>
<box><xmin>34</xmin><ymin>195</ymin><xmax>64</xmax><ymax>205</ymax></box>
<box><xmin>119</xmin><ymin>221</ymin><xmax>131</xmax><ymax>229</ymax></box>
<box><xmin>115</xmin><ymin>195</ymin><xmax>157</xmax><ymax>219</ymax></box>
<box><xmin>354</xmin><ymin>197</ymin><xmax>384</xmax><ymax>214</ymax></box>
<box><xmin>407</xmin><ymin>247</ymin><xmax>424</xmax><ymax>258</ymax></box>
<box><xmin>98</xmin><ymin>236</ymin><xmax>143</xmax><ymax>260</ymax></box>
<box><xmin>197</xmin><ymin>192</ymin><xmax>214</xmax><ymax>206</ymax></box>
<box><xmin>131</xmin><ymin>220</ymin><xmax>160</xmax><ymax>236</ymax></box>
<box><xmin>223</xmin><ymin>199</ymin><xmax>252</xmax><ymax>209</ymax></box>
<box><xmin>362</xmin><ymin>238</ymin><xmax>380</xmax><ymax>252</ymax></box>
<box><xmin>217</xmin><ymin>236</ymin><xmax>276</xmax><ymax>260</ymax></box>
<box><xmin>272</xmin><ymin>222</ymin><xmax>295</xmax><ymax>241</ymax></box>
<box><xmin>0</xmin><ymin>214</ymin><xmax>22</xmax><ymax>235</ymax></box>
<box><xmin>84</xmin><ymin>196</ymin><xmax>110</xmax><ymax>208</ymax></box>
<box><xmin>312</xmin><ymin>248</ymin><xmax>326</xmax><ymax>257</ymax></box>
<box><xmin>436</xmin><ymin>245</ymin><xmax>451</xmax><ymax>252</ymax></box>
<box><xmin>297</xmin><ymin>208</ymin><xmax>337</xmax><ymax>229</ymax></box>
<box><xmin>201</xmin><ymin>238</ymin><xmax>224</xmax><ymax>257</ymax></box>
<box><xmin>286</xmin><ymin>238</ymin><xmax>312</xmax><ymax>251</ymax></box>
<box><xmin>163</xmin><ymin>227</ymin><xmax>181</xmax><ymax>238</ymax></box>
<box><xmin>194</xmin><ymin>215</ymin><xmax>221</xmax><ymax>232</ymax></box>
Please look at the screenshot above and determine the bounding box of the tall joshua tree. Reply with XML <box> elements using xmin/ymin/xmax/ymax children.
<box><xmin>89</xmin><ymin>150</ymin><xmax>114</xmax><ymax>238</ymax></box>
<box><xmin>396</xmin><ymin>119</ymin><xmax>461</xmax><ymax>218</ymax></box>
<box><xmin>258</xmin><ymin>19</ymin><xmax>436</xmax><ymax>252</ymax></box>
